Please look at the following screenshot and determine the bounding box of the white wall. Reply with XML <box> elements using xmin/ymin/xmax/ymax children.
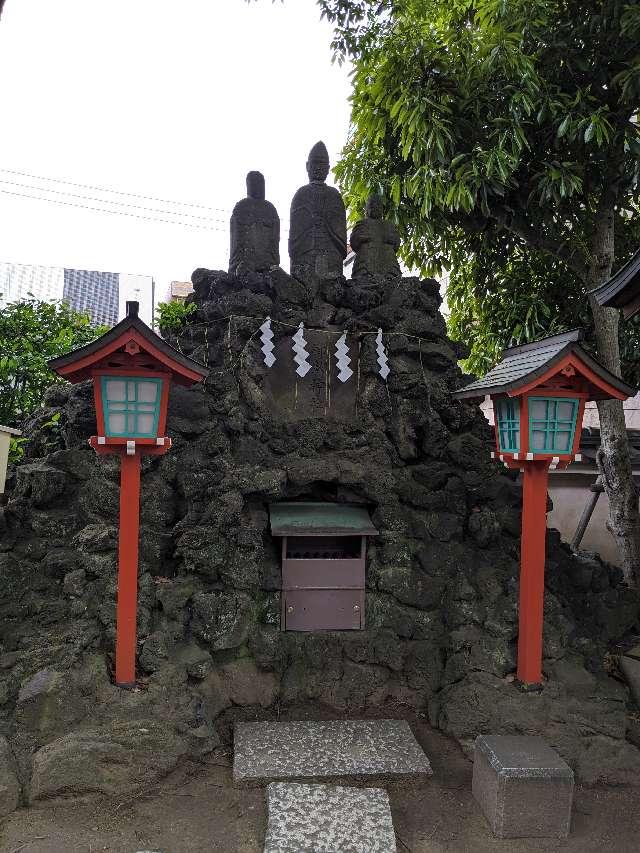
<box><xmin>547</xmin><ymin>476</ymin><xmax>619</xmax><ymax>565</ymax></box>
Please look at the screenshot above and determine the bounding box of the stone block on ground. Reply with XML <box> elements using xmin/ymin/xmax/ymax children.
<box><xmin>233</xmin><ymin>718</ymin><xmax>431</xmax><ymax>785</ymax></box>
<box><xmin>264</xmin><ymin>782</ymin><xmax>396</xmax><ymax>853</ymax></box>
<box><xmin>620</xmin><ymin>644</ymin><xmax>640</xmax><ymax>708</ymax></box>
<box><xmin>472</xmin><ymin>734</ymin><xmax>574</xmax><ymax>838</ymax></box>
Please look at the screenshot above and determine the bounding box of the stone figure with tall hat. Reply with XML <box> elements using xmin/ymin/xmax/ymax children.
<box><xmin>289</xmin><ymin>141</ymin><xmax>347</xmax><ymax>283</ymax></box>
<box><xmin>229</xmin><ymin>171</ymin><xmax>280</xmax><ymax>275</ymax></box>
<box><xmin>350</xmin><ymin>192</ymin><xmax>401</xmax><ymax>281</ymax></box>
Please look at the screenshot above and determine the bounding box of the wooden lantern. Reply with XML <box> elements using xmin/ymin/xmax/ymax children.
<box><xmin>456</xmin><ymin>330</ymin><xmax>635</xmax><ymax>685</ymax></box>
<box><xmin>49</xmin><ymin>302</ymin><xmax>208</xmax><ymax>687</ymax></box>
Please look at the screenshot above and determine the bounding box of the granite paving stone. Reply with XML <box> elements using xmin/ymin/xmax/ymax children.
<box><xmin>264</xmin><ymin>782</ymin><xmax>397</xmax><ymax>853</ymax></box>
<box><xmin>472</xmin><ymin>735</ymin><xmax>574</xmax><ymax>838</ymax></box>
<box><xmin>234</xmin><ymin>719</ymin><xmax>432</xmax><ymax>784</ymax></box>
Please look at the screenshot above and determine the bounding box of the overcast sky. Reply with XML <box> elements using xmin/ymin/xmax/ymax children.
<box><xmin>0</xmin><ymin>0</ymin><xmax>352</xmax><ymax>294</ymax></box>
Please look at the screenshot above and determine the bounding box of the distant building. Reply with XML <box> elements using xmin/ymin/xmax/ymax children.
<box><xmin>0</xmin><ymin>262</ymin><xmax>154</xmax><ymax>327</ymax></box>
<box><xmin>168</xmin><ymin>280</ymin><xmax>194</xmax><ymax>302</ymax></box>
<box><xmin>63</xmin><ymin>268</ymin><xmax>119</xmax><ymax>326</ymax></box>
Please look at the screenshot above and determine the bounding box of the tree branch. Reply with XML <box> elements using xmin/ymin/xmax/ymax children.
<box><xmin>500</xmin><ymin>214</ymin><xmax>589</xmax><ymax>279</ymax></box>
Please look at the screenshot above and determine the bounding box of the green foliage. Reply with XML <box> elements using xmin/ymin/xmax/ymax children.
<box><xmin>447</xmin><ymin>244</ymin><xmax>582</xmax><ymax>376</ymax></box>
<box><xmin>8</xmin><ymin>436</ymin><xmax>27</xmax><ymax>465</ymax></box>
<box><xmin>155</xmin><ymin>301</ymin><xmax>196</xmax><ymax>336</ymax></box>
<box><xmin>0</xmin><ymin>298</ymin><xmax>107</xmax><ymax>428</ymax></box>
<box><xmin>448</xmin><ymin>215</ymin><xmax>640</xmax><ymax>383</ymax></box>
<box><xmin>319</xmin><ymin>0</ymin><xmax>640</xmax><ymax>368</ymax></box>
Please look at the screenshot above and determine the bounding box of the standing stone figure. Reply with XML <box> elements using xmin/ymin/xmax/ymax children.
<box><xmin>289</xmin><ymin>141</ymin><xmax>347</xmax><ymax>283</ymax></box>
<box><xmin>350</xmin><ymin>193</ymin><xmax>401</xmax><ymax>281</ymax></box>
<box><xmin>229</xmin><ymin>171</ymin><xmax>280</xmax><ymax>275</ymax></box>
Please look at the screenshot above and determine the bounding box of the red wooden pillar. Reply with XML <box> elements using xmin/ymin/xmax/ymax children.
<box><xmin>115</xmin><ymin>450</ymin><xmax>141</xmax><ymax>687</ymax></box>
<box><xmin>517</xmin><ymin>459</ymin><xmax>551</xmax><ymax>685</ymax></box>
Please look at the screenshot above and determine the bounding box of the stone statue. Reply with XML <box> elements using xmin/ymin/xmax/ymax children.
<box><xmin>350</xmin><ymin>193</ymin><xmax>401</xmax><ymax>281</ymax></box>
<box><xmin>229</xmin><ymin>171</ymin><xmax>280</xmax><ymax>275</ymax></box>
<box><xmin>289</xmin><ymin>141</ymin><xmax>347</xmax><ymax>282</ymax></box>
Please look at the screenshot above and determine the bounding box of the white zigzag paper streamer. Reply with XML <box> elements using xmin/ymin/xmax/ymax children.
<box><xmin>292</xmin><ymin>322</ymin><xmax>311</xmax><ymax>378</ymax></box>
<box><xmin>376</xmin><ymin>328</ymin><xmax>390</xmax><ymax>380</ymax></box>
<box><xmin>259</xmin><ymin>317</ymin><xmax>276</xmax><ymax>367</ymax></box>
<box><xmin>334</xmin><ymin>331</ymin><xmax>353</xmax><ymax>383</ymax></box>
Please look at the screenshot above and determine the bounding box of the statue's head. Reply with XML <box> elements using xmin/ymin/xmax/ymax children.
<box><xmin>246</xmin><ymin>171</ymin><xmax>266</xmax><ymax>201</ymax></box>
<box><xmin>306</xmin><ymin>141</ymin><xmax>330</xmax><ymax>183</ymax></box>
<box><xmin>366</xmin><ymin>193</ymin><xmax>384</xmax><ymax>220</ymax></box>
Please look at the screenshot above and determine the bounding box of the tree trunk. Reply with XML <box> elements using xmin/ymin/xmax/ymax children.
<box><xmin>587</xmin><ymin>197</ymin><xmax>640</xmax><ymax>588</ymax></box>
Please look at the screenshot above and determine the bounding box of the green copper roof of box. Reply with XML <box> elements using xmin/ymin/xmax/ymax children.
<box><xmin>269</xmin><ymin>502</ymin><xmax>378</xmax><ymax>537</ymax></box>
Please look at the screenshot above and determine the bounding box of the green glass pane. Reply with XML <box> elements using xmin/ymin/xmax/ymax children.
<box><xmin>105</xmin><ymin>379</ymin><xmax>126</xmax><ymax>402</ymax></box>
<box><xmin>554</xmin><ymin>431</ymin><xmax>572</xmax><ymax>452</ymax></box>
<box><xmin>531</xmin><ymin>429</ymin><xmax>546</xmax><ymax>449</ymax></box>
<box><xmin>108</xmin><ymin>413</ymin><xmax>126</xmax><ymax>433</ymax></box>
<box><xmin>530</xmin><ymin>399</ymin><xmax>547</xmax><ymax>419</ymax></box>
<box><xmin>138</xmin><ymin>382</ymin><xmax>158</xmax><ymax>403</ymax></box>
<box><xmin>137</xmin><ymin>413</ymin><xmax>155</xmax><ymax>433</ymax></box>
<box><xmin>556</xmin><ymin>400</ymin><xmax>574</xmax><ymax>419</ymax></box>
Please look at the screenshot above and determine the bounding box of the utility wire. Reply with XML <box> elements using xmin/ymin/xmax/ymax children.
<box><xmin>0</xmin><ymin>167</ymin><xmax>232</xmax><ymax>215</ymax></box>
<box><xmin>0</xmin><ymin>178</ymin><xmax>230</xmax><ymax>225</ymax></box>
<box><xmin>0</xmin><ymin>187</ymin><xmax>230</xmax><ymax>231</ymax></box>
<box><xmin>0</xmin><ymin>167</ymin><xmax>292</xmax><ymax>223</ymax></box>
<box><xmin>1</xmin><ymin>178</ymin><xmax>229</xmax><ymax>225</ymax></box>
<box><xmin>0</xmin><ymin>185</ymin><xmax>291</xmax><ymax>234</ymax></box>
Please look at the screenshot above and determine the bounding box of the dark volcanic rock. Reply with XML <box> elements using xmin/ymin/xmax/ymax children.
<box><xmin>0</xmin><ymin>263</ymin><xmax>638</xmax><ymax>813</ymax></box>
<box><xmin>29</xmin><ymin>719</ymin><xmax>188</xmax><ymax>801</ymax></box>
<box><xmin>0</xmin><ymin>738</ymin><xmax>21</xmax><ymax>817</ymax></box>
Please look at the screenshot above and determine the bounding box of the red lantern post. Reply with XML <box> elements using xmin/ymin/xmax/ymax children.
<box><xmin>456</xmin><ymin>330</ymin><xmax>635</xmax><ymax>685</ymax></box>
<box><xmin>49</xmin><ymin>302</ymin><xmax>208</xmax><ymax>687</ymax></box>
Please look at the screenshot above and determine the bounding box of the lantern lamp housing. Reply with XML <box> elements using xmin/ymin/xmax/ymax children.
<box><xmin>100</xmin><ymin>375</ymin><xmax>164</xmax><ymax>439</ymax></box>
<box><xmin>456</xmin><ymin>330</ymin><xmax>635</xmax><ymax>470</ymax></box>
<box><xmin>48</xmin><ymin>301</ymin><xmax>208</xmax><ymax>451</ymax></box>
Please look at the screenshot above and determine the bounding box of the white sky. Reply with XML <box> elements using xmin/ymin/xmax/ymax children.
<box><xmin>0</xmin><ymin>0</ymin><xmax>352</xmax><ymax>296</ymax></box>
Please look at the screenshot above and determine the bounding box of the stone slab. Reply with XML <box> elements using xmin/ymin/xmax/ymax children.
<box><xmin>234</xmin><ymin>719</ymin><xmax>432</xmax><ymax>785</ymax></box>
<box><xmin>264</xmin><ymin>782</ymin><xmax>396</xmax><ymax>853</ymax></box>
<box><xmin>472</xmin><ymin>735</ymin><xmax>574</xmax><ymax>838</ymax></box>
<box><xmin>621</xmin><ymin>644</ymin><xmax>640</xmax><ymax>708</ymax></box>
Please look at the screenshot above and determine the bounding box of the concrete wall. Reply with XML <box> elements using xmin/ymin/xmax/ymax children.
<box><xmin>547</xmin><ymin>474</ymin><xmax>618</xmax><ymax>566</ymax></box>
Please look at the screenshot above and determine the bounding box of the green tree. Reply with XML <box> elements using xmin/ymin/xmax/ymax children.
<box><xmin>155</xmin><ymin>300</ymin><xmax>196</xmax><ymax>337</ymax></box>
<box><xmin>314</xmin><ymin>0</ymin><xmax>640</xmax><ymax>585</ymax></box>
<box><xmin>447</xmin><ymin>228</ymin><xmax>640</xmax><ymax>387</ymax></box>
<box><xmin>0</xmin><ymin>298</ymin><xmax>106</xmax><ymax>428</ymax></box>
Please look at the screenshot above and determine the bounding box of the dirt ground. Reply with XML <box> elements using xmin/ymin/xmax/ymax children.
<box><xmin>1</xmin><ymin>713</ymin><xmax>639</xmax><ymax>853</ymax></box>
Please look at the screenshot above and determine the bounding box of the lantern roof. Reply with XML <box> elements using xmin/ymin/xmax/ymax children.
<box><xmin>48</xmin><ymin>301</ymin><xmax>209</xmax><ymax>386</ymax></box>
<box><xmin>455</xmin><ymin>329</ymin><xmax>635</xmax><ymax>401</ymax></box>
<box><xmin>592</xmin><ymin>248</ymin><xmax>640</xmax><ymax>319</ymax></box>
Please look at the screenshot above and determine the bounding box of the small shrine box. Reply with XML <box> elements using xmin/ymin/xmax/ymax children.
<box><xmin>269</xmin><ymin>502</ymin><xmax>378</xmax><ymax>631</ymax></box>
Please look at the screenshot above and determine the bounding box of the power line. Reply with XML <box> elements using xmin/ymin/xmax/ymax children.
<box><xmin>0</xmin><ymin>187</ymin><xmax>288</xmax><ymax>233</ymax></box>
<box><xmin>0</xmin><ymin>167</ymin><xmax>292</xmax><ymax>223</ymax></box>
<box><xmin>0</xmin><ymin>177</ymin><xmax>229</xmax><ymax>225</ymax></box>
<box><xmin>0</xmin><ymin>167</ymin><xmax>233</xmax><ymax>216</ymax></box>
<box><xmin>0</xmin><ymin>187</ymin><xmax>230</xmax><ymax>232</ymax></box>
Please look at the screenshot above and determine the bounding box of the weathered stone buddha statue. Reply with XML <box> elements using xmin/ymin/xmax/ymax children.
<box><xmin>229</xmin><ymin>171</ymin><xmax>280</xmax><ymax>275</ymax></box>
<box><xmin>289</xmin><ymin>141</ymin><xmax>347</xmax><ymax>283</ymax></box>
<box><xmin>350</xmin><ymin>192</ymin><xmax>401</xmax><ymax>281</ymax></box>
